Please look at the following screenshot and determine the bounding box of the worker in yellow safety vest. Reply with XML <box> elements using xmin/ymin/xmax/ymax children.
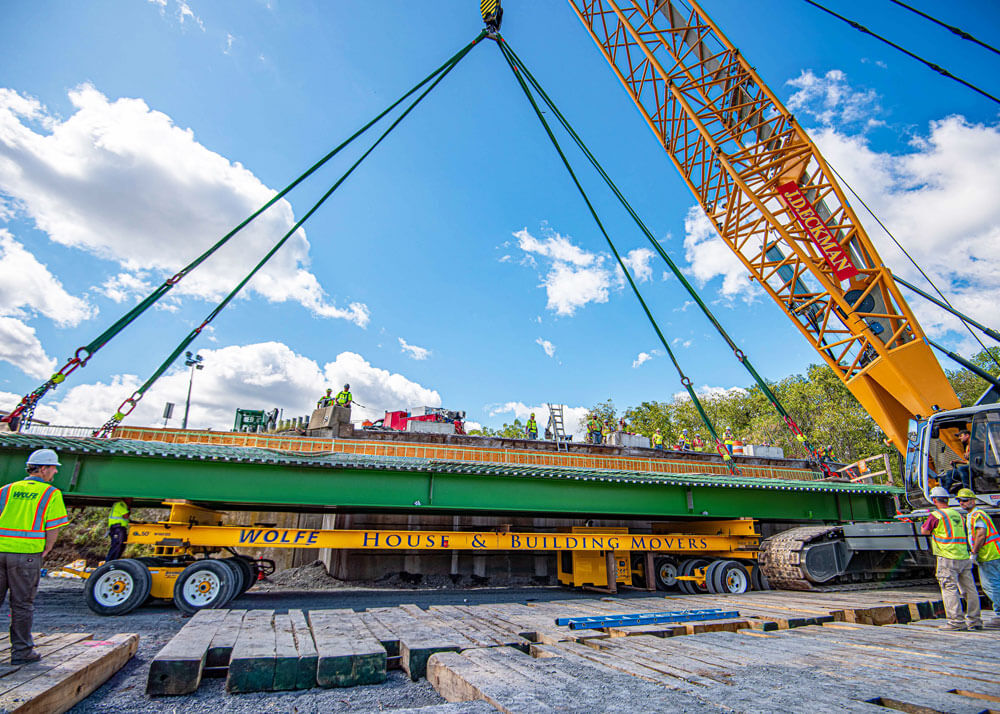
<box><xmin>317</xmin><ymin>388</ymin><xmax>333</xmax><ymax>408</ymax></box>
<box><xmin>601</xmin><ymin>420</ymin><xmax>612</xmax><ymax>444</ymax></box>
<box><xmin>679</xmin><ymin>429</ymin><xmax>691</xmax><ymax>450</ymax></box>
<box><xmin>587</xmin><ymin>416</ymin><xmax>601</xmax><ymax>445</ymax></box>
<box><xmin>921</xmin><ymin>486</ymin><xmax>981</xmax><ymax>630</ymax></box>
<box><xmin>0</xmin><ymin>449</ymin><xmax>70</xmax><ymax>664</ymax></box>
<box><xmin>958</xmin><ymin>488</ymin><xmax>1000</xmax><ymax>628</ymax></box>
<box><xmin>106</xmin><ymin>499</ymin><xmax>131</xmax><ymax>562</ymax></box>
<box><xmin>723</xmin><ymin>427</ymin><xmax>735</xmax><ymax>455</ymax></box>
<box><xmin>652</xmin><ymin>429</ymin><xmax>664</xmax><ymax>451</ymax></box>
<box><xmin>525</xmin><ymin>413</ymin><xmax>538</xmax><ymax>440</ymax></box>
<box><xmin>335</xmin><ymin>384</ymin><xmax>353</xmax><ymax>408</ymax></box>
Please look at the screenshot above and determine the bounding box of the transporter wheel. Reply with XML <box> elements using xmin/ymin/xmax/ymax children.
<box><xmin>678</xmin><ymin>558</ymin><xmax>711</xmax><ymax>595</ymax></box>
<box><xmin>173</xmin><ymin>560</ymin><xmax>235</xmax><ymax>614</ymax></box>
<box><xmin>653</xmin><ymin>557</ymin><xmax>679</xmax><ymax>591</ymax></box>
<box><xmin>85</xmin><ymin>559</ymin><xmax>152</xmax><ymax>616</ymax></box>
<box><xmin>629</xmin><ymin>554</ymin><xmax>648</xmax><ymax>588</ymax></box>
<box><xmin>219</xmin><ymin>558</ymin><xmax>246</xmax><ymax>602</ymax></box>
<box><xmin>227</xmin><ymin>556</ymin><xmax>256</xmax><ymax>595</ymax></box>
<box><xmin>751</xmin><ymin>563</ymin><xmax>771</xmax><ymax>591</ymax></box>
<box><xmin>706</xmin><ymin>560</ymin><xmax>750</xmax><ymax>594</ymax></box>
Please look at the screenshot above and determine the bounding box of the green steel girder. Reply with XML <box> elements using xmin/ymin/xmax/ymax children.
<box><xmin>0</xmin><ymin>435</ymin><xmax>898</xmax><ymax>521</ymax></box>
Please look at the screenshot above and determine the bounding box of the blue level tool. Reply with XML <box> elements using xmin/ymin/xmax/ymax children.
<box><xmin>556</xmin><ymin>609</ymin><xmax>739</xmax><ymax>630</ymax></box>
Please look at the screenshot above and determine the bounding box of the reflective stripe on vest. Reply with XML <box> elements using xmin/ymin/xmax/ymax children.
<box><xmin>108</xmin><ymin>500</ymin><xmax>129</xmax><ymax>527</ymax></box>
<box><xmin>969</xmin><ymin>507</ymin><xmax>1000</xmax><ymax>563</ymax></box>
<box><xmin>931</xmin><ymin>508</ymin><xmax>969</xmax><ymax>559</ymax></box>
<box><xmin>336</xmin><ymin>391</ymin><xmax>351</xmax><ymax>406</ymax></box>
<box><xmin>0</xmin><ymin>481</ymin><xmax>56</xmax><ymax>551</ymax></box>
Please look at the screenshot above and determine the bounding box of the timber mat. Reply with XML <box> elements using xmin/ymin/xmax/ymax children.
<box><xmin>0</xmin><ymin>632</ymin><xmax>138</xmax><ymax>714</ymax></box>
<box><xmin>146</xmin><ymin>586</ymin><xmax>960</xmax><ymax>697</ymax></box>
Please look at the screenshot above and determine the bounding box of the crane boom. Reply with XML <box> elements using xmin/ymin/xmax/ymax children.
<box><xmin>568</xmin><ymin>0</ymin><xmax>960</xmax><ymax>452</ymax></box>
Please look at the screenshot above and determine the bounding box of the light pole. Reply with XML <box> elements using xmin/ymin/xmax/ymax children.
<box><xmin>182</xmin><ymin>351</ymin><xmax>204</xmax><ymax>430</ymax></box>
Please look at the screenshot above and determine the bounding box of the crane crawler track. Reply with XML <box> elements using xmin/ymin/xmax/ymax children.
<box><xmin>757</xmin><ymin>525</ymin><xmax>843</xmax><ymax>590</ymax></box>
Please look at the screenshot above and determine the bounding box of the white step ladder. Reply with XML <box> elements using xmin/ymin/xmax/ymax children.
<box><xmin>547</xmin><ymin>403</ymin><xmax>569</xmax><ymax>451</ymax></box>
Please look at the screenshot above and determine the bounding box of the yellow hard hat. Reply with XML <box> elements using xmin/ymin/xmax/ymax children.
<box><xmin>956</xmin><ymin>488</ymin><xmax>976</xmax><ymax>499</ymax></box>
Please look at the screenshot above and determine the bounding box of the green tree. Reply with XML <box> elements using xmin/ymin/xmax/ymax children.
<box><xmin>946</xmin><ymin>347</ymin><xmax>1000</xmax><ymax>406</ymax></box>
<box><xmin>579</xmin><ymin>399</ymin><xmax>616</xmax><ymax>434</ymax></box>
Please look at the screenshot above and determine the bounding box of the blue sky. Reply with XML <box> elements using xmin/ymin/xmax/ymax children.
<box><xmin>1</xmin><ymin>0</ymin><xmax>998</xmax><ymax>435</ymax></box>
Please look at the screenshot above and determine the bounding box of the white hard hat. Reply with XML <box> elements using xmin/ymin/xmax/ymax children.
<box><xmin>27</xmin><ymin>449</ymin><xmax>61</xmax><ymax>467</ymax></box>
<box><xmin>929</xmin><ymin>486</ymin><xmax>950</xmax><ymax>499</ymax></box>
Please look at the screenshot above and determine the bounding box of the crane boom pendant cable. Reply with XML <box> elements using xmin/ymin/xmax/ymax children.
<box><xmin>493</xmin><ymin>36</ymin><xmax>738</xmax><ymax>473</ymax></box>
<box><xmin>498</xmin><ymin>37</ymin><xmax>834</xmax><ymax>473</ymax></box>
<box><xmin>3</xmin><ymin>31</ymin><xmax>487</xmax><ymax>431</ymax></box>
<box><xmin>92</xmin><ymin>32</ymin><xmax>486</xmax><ymax>437</ymax></box>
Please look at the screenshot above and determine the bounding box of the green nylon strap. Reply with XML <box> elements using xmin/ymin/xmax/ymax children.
<box><xmin>95</xmin><ymin>32</ymin><xmax>486</xmax><ymax>435</ymax></box>
<box><xmin>500</xmin><ymin>38</ymin><xmax>829</xmax><ymax>467</ymax></box>
<box><xmin>8</xmin><ymin>30</ymin><xmax>488</xmax><ymax>430</ymax></box>
<box><xmin>495</xmin><ymin>37</ymin><xmax>735</xmax><ymax>471</ymax></box>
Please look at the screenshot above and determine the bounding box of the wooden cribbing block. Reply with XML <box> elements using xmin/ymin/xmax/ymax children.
<box><xmin>308</xmin><ymin>610</ymin><xmax>386</xmax><ymax>688</ymax></box>
<box><xmin>272</xmin><ymin>614</ymin><xmax>298</xmax><ymax>691</ymax></box>
<box><xmin>289</xmin><ymin>609</ymin><xmax>317</xmax><ymax>690</ymax></box>
<box><xmin>206</xmin><ymin>610</ymin><xmax>246</xmax><ymax>668</ymax></box>
<box><xmin>226</xmin><ymin>610</ymin><xmax>276</xmax><ymax>693</ymax></box>
<box><xmin>147</xmin><ymin>609</ymin><xmax>228</xmax><ymax>696</ymax></box>
<box><xmin>0</xmin><ymin>633</ymin><xmax>138</xmax><ymax>714</ymax></box>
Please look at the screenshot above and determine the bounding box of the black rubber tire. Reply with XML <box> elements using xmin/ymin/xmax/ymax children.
<box><xmin>227</xmin><ymin>556</ymin><xmax>256</xmax><ymax>595</ymax></box>
<box><xmin>751</xmin><ymin>563</ymin><xmax>771</xmax><ymax>591</ymax></box>
<box><xmin>629</xmin><ymin>554</ymin><xmax>647</xmax><ymax>589</ymax></box>
<box><xmin>172</xmin><ymin>560</ymin><xmax>235</xmax><ymax>614</ymax></box>
<box><xmin>85</xmin><ymin>559</ymin><xmax>152</xmax><ymax>616</ymax></box>
<box><xmin>218</xmin><ymin>558</ymin><xmax>245</xmax><ymax>603</ymax></box>
<box><xmin>653</xmin><ymin>557</ymin><xmax>679</xmax><ymax>591</ymax></box>
<box><xmin>708</xmin><ymin>559</ymin><xmax>751</xmax><ymax>594</ymax></box>
<box><xmin>678</xmin><ymin>558</ymin><xmax>710</xmax><ymax>595</ymax></box>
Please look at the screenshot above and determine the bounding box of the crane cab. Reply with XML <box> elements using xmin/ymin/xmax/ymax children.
<box><xmin>905</xmin><ymin>403</ymin><xmax>1000</xmax><ymax>510</ymax></box>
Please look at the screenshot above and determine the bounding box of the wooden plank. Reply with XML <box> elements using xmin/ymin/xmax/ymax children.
<box><xmin>271</xmin><ymin>614</ymin><xmax>298</xmax><ymax>691</ymax></box>
<box><xmin>368</xmin><ymin>606</ymin><xmax>475</xmax><ymax>680</ymax></box>
<box><xmin>205</xmin><ymin>610</ymin><xmax>246</xmax><ymax>669</ymax></box>
<box><xmin>308</xmin><ymin>610</ymin><xmax>386</xmax><ymax>688</ymax></box>
<box><xmin>225</xmin><ymin>610</ymin><xmax>276</xmax><ymax>694</ymax></box>
<box><xmin>288</xmin><ymin>609</ymin><xmax>317</xmax><ymax>690</ymax></box>
<box><xmin>0</xmin><ymin>635</ymin><xmax>95</xmax><ymax>696</ymax></box>
<box><xmin>0</xmin><ymin>634</ymin><xmax>138</xmax><ymax>714</ymax></box>
<box><xmin>147</xmin><ymin>609</ymin><xmax>228</xmax><ymax>696</ymax></box>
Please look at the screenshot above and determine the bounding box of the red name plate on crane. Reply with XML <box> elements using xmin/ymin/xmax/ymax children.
<box><xmin>777</xmin><ymin>182</ymin><xmax>859</xmax><ymax>282</ymax></box>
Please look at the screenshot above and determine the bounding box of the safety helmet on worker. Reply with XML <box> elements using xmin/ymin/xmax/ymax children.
<box><xmin>929</xmin><ymin>486</ymin><xmax>950</xmax><ymax>499</ymax></box>
<box><xmin>26</xmin><ymin>449</ymin><xmax>60</xmax><ymax>467</ymax></box>
<box><xmin>343</xmin><ymin>384</ymin><xmax>350</xmax><ymax>390</ymax></box>
<box><xmin>682</xmin><ymin>429</ymin><xmax>689</xmax><ymax>435</ymax></box>
<box><xmin>956</xmin><ymin>488</ymin><xmax>977</xmax><ymax>499</ymax></box>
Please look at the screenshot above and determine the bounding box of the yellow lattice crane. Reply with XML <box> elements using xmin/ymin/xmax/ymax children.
<box><xmin>566</xmin><ymin>0</ymin><xmax>960</xmax><ymax>453</ymax></box>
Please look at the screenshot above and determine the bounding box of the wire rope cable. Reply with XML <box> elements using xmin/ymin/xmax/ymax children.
<box><xmin>802</xmin><ymin>0</ymin><xmax>1000</xmax><ymax>106</ymax></box>
<box><xmin>888</xmin><ymin>0</ymin><xmax>1000</xmax><ymax>58</ymax></box>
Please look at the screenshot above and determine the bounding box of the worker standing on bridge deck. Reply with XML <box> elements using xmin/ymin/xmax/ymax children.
<box><xmin>652</xmin><ymin>429</ymin><xmax>663</xmax><ymax>451</ymax></box>
<box><xmin>335</xmin><ymin>384</ymin><xmax>353</xmax><ymax>408</ymax></box>
<box><xmin>525</xmin><ymin>413</ymin><xmax>538</xmax><ymax>440</ymax></box>
<box><xmin>0</xmin><ymin>449</ymin><xmax>69</xmax><ymax>664</ymax></box>
<box><xmin>105</xmin><ymin>499</ymin><xmax>131</xmax><ymax>562</ymax></box>
<box><xmin>921</xmin><ymin>486</ymin><xmax>981</xmax><ymax>631</ymax></box>
<box><xmin>958</xmin><ymin>488</ymin><xmax>1000</xmax><ymax>628</ymax></box>
<box><xmin>692</xmin><ymin>433</ymin><xmax>705</xmax><ymax>451</ymax></box>
<box><xmin>317</xmin><ymin>388</ymin><xmax>333</xmax><ymax>408</ymax></box>
<box><xmin>587</xmin><ymin>415</ymin><xmax>601</xmax><ymax>445</ymax></box>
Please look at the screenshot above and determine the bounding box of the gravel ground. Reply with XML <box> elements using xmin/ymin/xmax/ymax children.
<box><xmin>6</xmin><ymin>577</ymin><xmax>655</xmax><ymax>713</ymax></box>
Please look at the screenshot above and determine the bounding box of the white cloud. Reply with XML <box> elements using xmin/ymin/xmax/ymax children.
<box><xmin>0</xmin><ymin>318</ymin><xmax>56</xmax><ymax>379</ymax></box>
<box><xmin>804</xmin><ymin>116</ymin><xmax>1000</xmax><ymax>343</ymax></box>
<box><xmin>398</xmin><ymin>337</ymin><xmax>430</xmax><ymax>361</ymax></box>
<box><xmin>535</xmin><ymin>337</ymin><xmax>556</xmax><ymax>358</ymax></box>
<box><xmin>542</xmin><ymin>260</ymin><xmax>610</xmax><ymax>316</ymax></box>
<box><xmin>620</xmin><ymin>248</ymin><xmax>654</xmax><ymax>283</ymax></box>
<box><xmin>786</xmin><ymin>69</ymin><xmax>883</xmax><ymax>130</ymax></box>
<box><xmin>514</xmin><ymin>228</ymin><xmax>594</xmax><ymax>267</ymax></box>
<box><xmin>0</xmin><ymin>231</ymin><xmax>94</xmax><ymax>327</ymax></box>
<box><xmin>682</xmin><ymin>206</ymin><xmax>759</xmax><ymax>301</ymax></box>
<box><xmin>672</xmin><ymin>337</ymin><xmax>692</xmax><ymax>349</ymax></box>
<box><xmin>632</xmin><ymin>351</ymin><xmax>652</xmax><ymax>368</ymax></box>
<box><xmin>176</xmin><ymin>1</ymin><xmax>205</xmax><ymax>31</ymax></box>
<box><xmin>488</xmin><ymin>401</ymin><xmax>589</xmax><ymax>441</ymax></box>
<box><xmin>672</xmin><ymin>385</ymin><xmax>749</xmax><ymax>402</ymax></box>
<box><xmin>0</xmin><ymin>85</ymin><xmax>369</xmax><ymax>327</ymax></box>
<box><xmin>7</xmin><ymin>343</ymin><xmax>440</xmax><ymax>429</ymax></box>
